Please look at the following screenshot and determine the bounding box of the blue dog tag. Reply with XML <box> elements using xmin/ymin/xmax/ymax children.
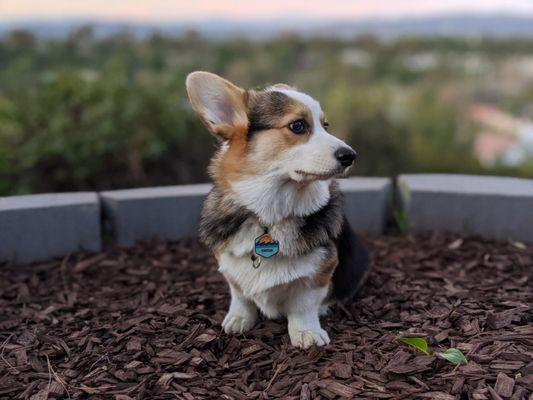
<box><xmin>254</xmin><ymin>233</ymin><xmax>280</xmax><ymax>259</ymax></box>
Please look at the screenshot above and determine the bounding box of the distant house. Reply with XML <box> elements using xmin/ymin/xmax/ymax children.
<box><xmin>471</xmin><ymin>104</ymin><xmax>533</xmax><ymax>166</ymax></box>
<box><xmin>402</xmin><ymin>52</ymin><xmax>439</xmax><ymax>72</ymax></box>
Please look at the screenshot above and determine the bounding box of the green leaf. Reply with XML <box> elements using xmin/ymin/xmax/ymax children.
<box><xmin>393</xmin><ymin>210</ymin><xmax>409</xmax><ymax>234</ymax></box>
<box><xmin>398</xmin><ymin>337</ymin><xmax>429</xmax><ymax>355</ymax></box>
<box><xmin>438</xmin><ymin>348</ymin><xmax>468</xmax><ymax>365</ymax></box>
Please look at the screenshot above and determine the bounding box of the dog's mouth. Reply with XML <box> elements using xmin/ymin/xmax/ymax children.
<box><xmin>294</xmin><ymin>167</ymin><xmax>346</xmax><ymax>181</ymax></box>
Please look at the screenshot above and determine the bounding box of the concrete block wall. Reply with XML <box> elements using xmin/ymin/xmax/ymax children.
<box><xmin>339</xmin><ymin>177</ymin><xmax>391</xmax><ymax>235</ymax></box>
<box><xmin>100</xmin><ymin>184</ymin><xmax>212</xmax><ymax>246</ymax></box>
<box><xmin>0</xmin><ymin>193</ymin><xmax>101</xmax><ymax>264</ymax></box>
<box><xmin>399</xmin><ymin>174</ymin><xmax>533</xmax><ymax>242</ymax></box>
<box><xmin>1</xmin><ymin>174</ymin><xmax>532</xmax><ymax>264</ymax></box>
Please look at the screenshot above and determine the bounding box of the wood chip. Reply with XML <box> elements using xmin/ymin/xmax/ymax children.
<box><xmin>494</xmin><ymin>372</ymin><xmax>515</xmax><ymax>397</ymax></box>
<box><xmin>317</xmin><ymin>380</ymin><xmax>360</xmax><ymax>398</ymax></box>
<box><xmin>333</xmin><ymin>363</ymin><xmax>353</xmax><ymax>379</ymax></box>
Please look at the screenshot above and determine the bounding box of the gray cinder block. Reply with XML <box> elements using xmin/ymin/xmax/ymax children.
<box><xmin>338</xmin><ymin>177</ymin><xmax>391</xmax><ymax>234</ymax></box>
<box><xmin>0</xmin><ymin>193</ymin><xmax>101</xmax><ymax>263</ymax></box>
<box><xmin>399</xmin><ymin>174</ymin><xmax>533</xmax><ymax>242</ymax></box>
<box><xmin>101</xmin><ymin>184</ymin><xmax>212</xmax><ymax>246</ymax></box>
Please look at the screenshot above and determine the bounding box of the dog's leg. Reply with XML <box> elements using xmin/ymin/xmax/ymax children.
<box><xmin>286</xmin><ymin>286</ymin><xmax>330</xmax><ymax>349</ymax></box>
<box><xmin>222</xmin><ymin>282</ymin><xmax>258</xmax><ymax>334</ymax></box>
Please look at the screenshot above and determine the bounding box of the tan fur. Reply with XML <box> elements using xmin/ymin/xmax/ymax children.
<box><xmin>309</xmin><ymin>241</ymin><xmax>338</xmax><ymax>288</ymax></box>
<box><xmin>211</xmin><ymin>126</ymin><xmax>256</xmax><ymax>189</ymax></box>
<box><xmin>252</xmin><ymin>125</ymin><xmax>310</xmax><ymax>157</ymax></box>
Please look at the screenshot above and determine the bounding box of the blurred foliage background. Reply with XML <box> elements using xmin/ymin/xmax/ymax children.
<box><xmin>1</xmin><ymin>28</ymin><xmax>533</xmax><ymax>196</ymax></box>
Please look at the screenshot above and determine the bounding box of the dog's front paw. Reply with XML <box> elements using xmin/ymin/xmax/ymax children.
<box><xmin>222</xmin><ymin>312</ymin><xmax>257</xmax><ymax>334</ymax></box>
<box><xmin>289</xmin><ymin>328</ymin><xmax>330</xmax><ymax>349</ymax></box>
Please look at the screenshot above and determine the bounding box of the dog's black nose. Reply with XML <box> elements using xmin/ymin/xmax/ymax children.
<box><xmin>334</xmin><ymin>147</ymin><xmax>357</xmax><ymax>167</ymax></box>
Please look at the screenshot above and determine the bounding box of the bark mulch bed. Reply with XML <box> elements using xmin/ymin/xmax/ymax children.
<box><xmin>0</xmin><ymin>234</ymin><xmax>532</xmax><ymax>399</ymax></box>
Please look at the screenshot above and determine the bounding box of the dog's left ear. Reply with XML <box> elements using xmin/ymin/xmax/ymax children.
<box><xmin>186</xmin><ymin>71</ymin><xmax>248</xmax><ymax>140</ymax></box>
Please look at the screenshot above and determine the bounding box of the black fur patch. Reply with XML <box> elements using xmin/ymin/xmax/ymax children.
<box><xmin>247</xmin><ymin>91</ymin><xmax>295</xmax><ymax>137</ymax></box>
<box><xmin>331</xmin><ymin>217</ymin><xmax>371</xmax><ymax>301</ymax></box>
<box><xmin>199</xmin><ymin>187</ymin><xmax>254</xmax><ymax>250</ymax></box>
<box><xmin>292</xmin><ymin>182</ymin><xmax>344</xmax><ymax>254</ymax></box>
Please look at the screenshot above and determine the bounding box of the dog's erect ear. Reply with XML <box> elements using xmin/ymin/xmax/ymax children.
<box><xmin>186</xmin><ymin>71</ymin><xmax>248</xmax><ymax>140</ymax></box>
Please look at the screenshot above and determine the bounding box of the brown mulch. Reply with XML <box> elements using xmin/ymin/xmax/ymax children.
<box><xmin>0</xmin><ymin>234</ymin><xmax>532</xmax><ymax>400</ymax></box>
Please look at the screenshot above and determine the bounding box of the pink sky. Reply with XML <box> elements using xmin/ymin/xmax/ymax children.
<box><xmin>2</xmin><ymin>0</ymin><xmax>533</xmax><ymax>21</ymax></box>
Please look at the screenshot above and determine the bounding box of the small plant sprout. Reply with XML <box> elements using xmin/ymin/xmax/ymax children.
<box><xmin>393</xmin><ymin>210</ymin><xmax>409</xmax><ymax>234</ymax></box>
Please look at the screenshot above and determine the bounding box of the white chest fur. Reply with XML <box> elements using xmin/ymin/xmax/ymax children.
<box><xmin>231</xmin><ymin>175</ymin><xmax>331</xmax><ymax>226</ymax></box>
<box><xmin>218</xmin><ymin>218</ymin><xmax>327</xmax><ymax>316</ymax></box>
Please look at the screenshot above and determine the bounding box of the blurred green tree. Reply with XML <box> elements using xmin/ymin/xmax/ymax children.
<box><xmin>0</xmin><ymin>58</ymin><xmax>211</xmax><ymax>195</ymax></box>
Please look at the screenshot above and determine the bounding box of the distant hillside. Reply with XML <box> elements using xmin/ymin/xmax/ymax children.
<box><xmin>2</xmin><ymin>14</ymin><xmax>533</xmax><ymax>39</ymax></box>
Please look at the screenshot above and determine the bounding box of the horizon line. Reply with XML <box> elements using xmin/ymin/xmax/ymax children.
<box><xmin>2</xmin><ymin>10</ymin><xmax>533</xmax><ymax>24</ymax></box>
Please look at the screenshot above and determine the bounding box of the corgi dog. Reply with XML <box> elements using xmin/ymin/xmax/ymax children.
<box><xmin>186</xmin><ymin>72</ymin><xmax>370</xmax><ymax>349</ymax></box>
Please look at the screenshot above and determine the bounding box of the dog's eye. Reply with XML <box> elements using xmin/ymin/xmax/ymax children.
<box><xmin>288</xmin><ymin>119</ymin><xmax>307</xmax><ymax>135</ymax></box>
<box><xmin>323</xmin><ymin>122</ymin><xmax>329</xmax><ymax>130</ymax></box>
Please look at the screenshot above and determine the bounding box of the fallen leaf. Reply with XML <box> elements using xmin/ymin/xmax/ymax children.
<box><xmin>438</xmin><ymin>348</ymin><xmax>468</xmax><ymax>365</ymax></box>
<box><xmin>398</xmin><ymin>337</ymin><xmax>429</xmax><ymax>355</ymax></box>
